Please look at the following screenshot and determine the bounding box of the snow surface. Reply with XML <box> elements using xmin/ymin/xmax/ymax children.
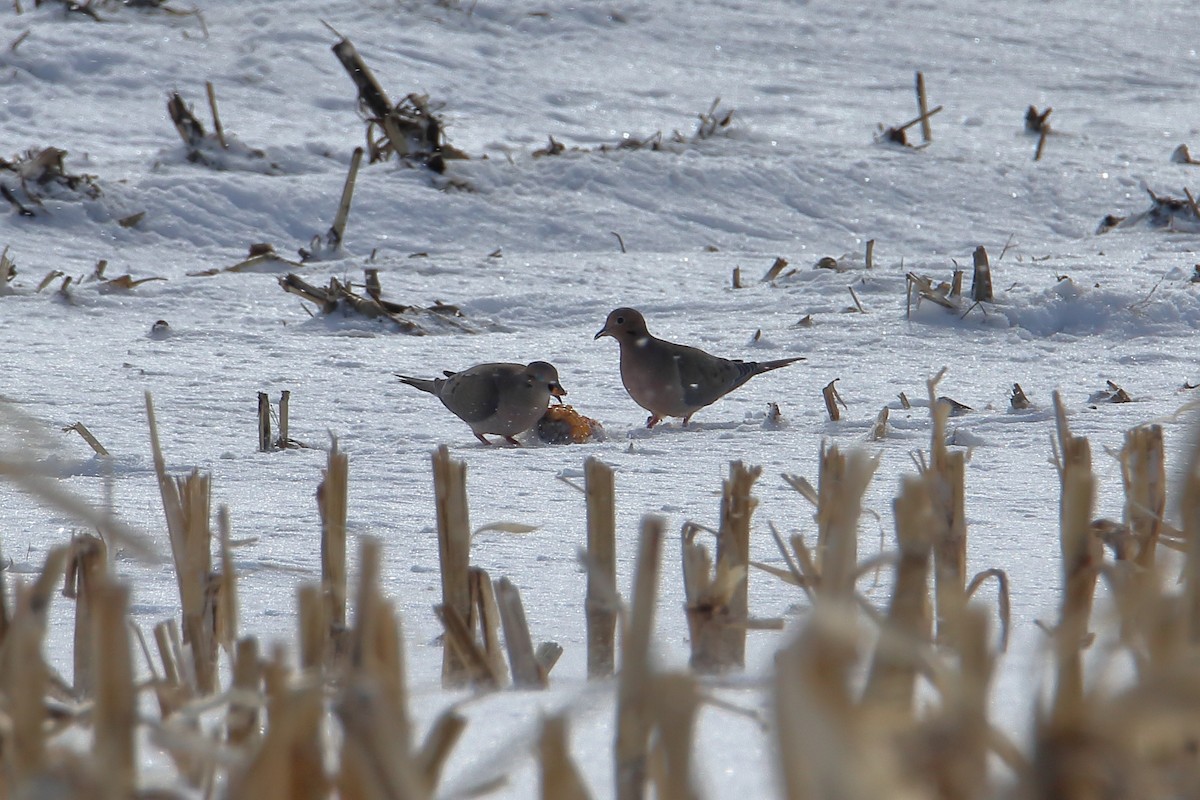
<box><xmin>3</xmin><ymin>0</ymin><xmax>1200</xmax><ymax>796</ymax></box>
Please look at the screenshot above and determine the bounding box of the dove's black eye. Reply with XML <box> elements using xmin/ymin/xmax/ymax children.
<box><xmin>616</xmin><ymin>316</ymin><xmax>625</xmax><ymax>324</ymax></box>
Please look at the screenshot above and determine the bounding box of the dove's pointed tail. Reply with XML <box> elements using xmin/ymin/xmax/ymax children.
<box><xmin>753</xmin><ymin>355</ymin><xmax>806</xmax><ymax>375</ymax></box>
<box><xmin>395</xmin><ymin>374</ymin><xmax>439</xmax><ymax>394</ymax></box>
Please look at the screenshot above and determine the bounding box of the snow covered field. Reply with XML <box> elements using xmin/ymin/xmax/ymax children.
<box><xmin>3</xmin><ymin>0</ymin><xmax>1200</xmax><ymax>796</ymax></box>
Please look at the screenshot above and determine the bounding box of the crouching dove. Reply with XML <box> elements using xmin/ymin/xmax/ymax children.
<box><xmin>595</xmin><ymin>307</ymin><xmax>803</xmax><ymax>428</ymax></box>
<box><xmin>396</xmin><ymin>361</ymin><xmax>566</xmax><ymax>445</ymax></box>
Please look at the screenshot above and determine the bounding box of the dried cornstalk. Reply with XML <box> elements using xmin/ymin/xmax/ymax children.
<box><xmin>328</xmin><ymin>146</ymin><xmax>363</xmax><ymax>248</ymax></box>
<box><xmin>234</xmin><ymin>683</ymin><xmax>328</xmax><ymax>800</ymax></box>
<box><xmin>713</xmin><ymin>462</ymin><xmax>760</xmax><ymax>669</ymax></box>
<box><xmin>277</xmin><ymin>390</ymin><xmax>292</xmax><ymax>448</ymax></box>
<box><xmin>862</xmin><ymin>474</ymin><xmax>934</xmax><ymax>713</ymax></box>
<box><xmin>318</xmin><ymin>439</ymin><xmax>348</xmax><ymax>634</ymax></box>
<box><xmin>209</xmin><ymin>509</ymin><xmax>235</xmax><ymax>651</ymax></box>
<box><xmin>761</xmin><ymin>256</ymin><xmax>789</xmax><ymax>282</ymax></box>
<box><xmin>915</xmin><ymin>71</ymin><xmax>933</xmax><ymax>143</ymax></box>
<box><xmin>816</xmin><ymin>445</ymin><xmax>878</xmax><ymax>604</ymax></box>
<box><xmin>435</xmin><ymin>603</ymin><xmax>498</xmax><ymax>689</ymax></box>
<box><xmin>298</xmin><ymin>582</ymin><xmax>326</xmax><ymax>673</ymax></box>
<box><xmin>775</xmin><ymin>606</ymin><xmax>885</xmax><ymax>800</ymax></box>
<box><xmin>0</xmin><ymin>245</ymin><xmax>15</xmax><ymax>290</ymax></box>
<box><xmin>914</xmin><ymin>607</ymin><xmax>994</xmax><ymax>798</ymax></box>
<box><xmin>227</xmin><ymin>637</ymin><xmax>261</xmax><ymax>746</ymax></box>
<box><xmin>329</xmin><ymin>34</ymin><xmax>405</xmax><ymax>157</ymax></box>
<box><xmin>1121</xmin><ymin>424</ymin><xmax>1165</xmax><ymax>569</ymax></box>
<box><xmin>65</xmin><ymin>533</ymin><xmax>106</xmax><ymax>697</ymax></box>
<box><xmin>965</xmin><ymin>568</ymin><xmax>1011</xmax><ymax>652</ymax></box>
<box><xmin>927</xmin><ymin>372</ymin><xmax>968</xmax><ymax>646</ymax></box>
<box><xmin>349</xmin><ymin>537</ymin><xmax>409</xmax><ymax>723</ymax></box>
<box><xmin>3</xmin><ymin>587</ymin><xmax>48</xmax><ymax>787</ymax></box>
<box><xmin>63</xmin><ymin>420</ymin><xmax>108</xmax><ymax>456</ymax></box>
<box><xmin>1050</xmin><ymin>391</ymin><xmax>1099</xmax><ymax>727</ymax></box>
<box><xmin>1011</xmin><ymin>383</ymin><xmax>1031</xmax><ymax>410</ymax></box>
<box><xmin>585</xmin><ymin>456</ymin><xmax>617</xmax><ymax>678</ymax></box>
<box><xmin>167</xmin><ymin>91</ymin><xmax>205</xmax><ymax>146</ymax></box>
<box><xmin>906</xmin><ymin>272</ymin><xmax>957</xmax><ymax>314</ymax></box>
<box><xmin>473</xmin><ymin>568</ymin><xmax>509</xmax><ymax>686</ymax></box>
<box><xmin>615</xmin><ymin>516</ymin><xmax>664</xmax><ymax>800</ymax></box>
<box><xmin>153</xmin><ymin>619</ymin><xmax>189</xmax><ymax>712</ymax></box>
<box><xmin>1181</xmin><ymin>417</ymin><xmax>1200</xmax><ymax>642</ymax></box>
<box><xmin>540</xmin><ymin>714</ymin><xmax>592</xmax><ymax>800</ymax></box>
<box><xmin>92</xmin><ymin>580</ymin><xmax>136</xmax><ymax>799</ymax></box>
<box><xmin>257</xmin><ymin>392</ymin><xmax>272</xmax><ymax>452</ymax></box>
<box><xmin>649</xmin><ymin>673</ymin><xmax>701</xmax><ymax>800</ymax></box>
<box><xmin>682</xmin><ymin>523</ymin><xmax>731</xmax><ymax>672</ymax></box>
<box><xmin>822</xmin><ymin>379</ymin><xmax>845</xmax><ymax>421</ymax></box>
<box><xmin>869</xmin><ymin>406</ymin><xmax>889</xmax><ymax>441</ymax></box>
<box><xmin>433</xmin><ymin>444</ymin><xmax>472</xmax><ymax>686</ymax></box>
<box><xmin>971</xmin><ymin>245</ymin><xmax>993</xmax><ymax>303</ymax></box>
<box><xmin>146</xmin><ymin>393</ymin><xmax>218</xmax><ymax>695</ymax></box>
<box><xmin>178</xmin><ymin>467</ymin><xmax>217</xmax><ymax>695</ymax></box>
<box><xmin>199</xmin><ymin>80</ymin><xmax>226</xmax><ymax>149</ymax></box>
<box><xmin>496</xmin><ymin>577</ymin><xmax>547</xmax><ymax>688</ymax></box>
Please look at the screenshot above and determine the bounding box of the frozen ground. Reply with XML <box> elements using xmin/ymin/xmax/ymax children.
<box><xmin>2</xmin><ymin>0</ymin><xmax>1200</xmax><ymax>796</ymax></box>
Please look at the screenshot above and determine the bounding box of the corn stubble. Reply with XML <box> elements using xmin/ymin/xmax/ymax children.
<box><xmin>3</xmin><ymin>381</ymin><xmax>1200</xmax><ymax>798</ymax></box>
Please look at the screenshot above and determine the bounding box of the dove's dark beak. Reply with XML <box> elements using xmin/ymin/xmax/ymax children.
<box><xmin>594</xmin><ymin>327</ymin><xmax>610</xmax><ymax>340</ymax></box>
<box><xmin>550</xmin><ymin>383</ymin><xmax>567</xmax><ymax>401</ymax></box>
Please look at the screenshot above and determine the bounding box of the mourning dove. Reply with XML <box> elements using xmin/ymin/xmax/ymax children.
<box><xmin>595</xmin><ymin>307</ymin><xmax>803</xmax><ymax>428</ymax></box>
<box><xmin>396</xmin><ymin>361</ymin><xmax>566</xmax><ymax>445</ymax></box>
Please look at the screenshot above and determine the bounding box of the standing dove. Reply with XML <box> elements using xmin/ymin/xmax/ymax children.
<box><xmin>396</xmin><ymin>361</ymin><xmax>566</xmax><ymax>445</ymax></box>
<box><xmin>595</xmin><ymin>307</ymin><xmax>803</xmax><ymax>428</ymax></box>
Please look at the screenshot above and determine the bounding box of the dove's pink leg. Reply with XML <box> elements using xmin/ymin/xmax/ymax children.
<box><xmin>645</xmin><ymin>415</ymin><xmax>661</xmax><ymax>428</ymax></box>
<box><xmin>474</xmin><ymin>433</ymin><xmax>492</xmax><ymax>445</ymax></box>
<box><xmin>503</xmin><ymin>436</ymin><xmax>523</xmax><ymax>446</ymax></box>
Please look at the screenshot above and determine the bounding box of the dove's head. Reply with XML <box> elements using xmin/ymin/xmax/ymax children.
<box><xmin>594</xmin><ymin>307</ymin><xmax>649</xmax><ymax>342</ymax></box>
<box><xmin>525</xmin><ymin>361</ymin><xmax>567</xmax><ymax>401</ymax></box>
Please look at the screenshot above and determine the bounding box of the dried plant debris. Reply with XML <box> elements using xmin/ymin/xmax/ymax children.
<box><xmin>1100</xmin><ymin>186</ymin><xmax>1200</xmax><ymax>233</ymax></box>
<box><xmin>1025</xmin><ymin>105</ymin><xmax>1053</xmax><ymax>134</ymax></box>
<box><xmin>868</xmin><ymin>406</ymin><xmax>889</xmax><ymax>440</ymax></box>
<box><xmin>279</xmin><ymin>270</ymin><xmax>483</xmax><ymax>334</ymax></box>
<box><xmin>905</xmin><ymin>272</ymin><xmax>958</xmax><ymax>313</ymax></box>
<box><xmin>366</xmin><ymin>92</ymin><xmax>468</xmax><ymax>170</ymax></box>
<box><xmin>1010</xmin><ymin>383</ymin><xmax>1032</xmax><ymax>410</ymax></box>
<box><xmin>189</xmin><ymin>243</ymin><xmax>303</xmax><ymax>277</ymax></box>
<box><xmin>1088</xmin><ymin>380</ymin><xmax>1132</xmax><ymax>405</ymax></box>
<box><xmin>329</xmin><ymin>31</ymin><xmax>467</xmax><ymax>172</ymax></box>
<box><xmin>822</xmin><ymin>379</ymin><xmax>846</xmax><ymax>421</ymax></box>
<box><xmin>1</xmin><ymin>147</ymin><xmax>100</xmax><ymax>216</ymax></box>
<box><xmin>532</xmin><ymin>135</ymin><xmax>568</xmax><ymax>158</ymax></box>
<box><xmin>33</xmin><ymin>0</ymin><xmax>102</xmax><ymax>19</ymax></box>
<box><xmin>0</xmin><ymin>246</ymin><xmax>16</xmax><ymax>293</ymax></box>
<box><xmin>761</xmin><ymin>257</ymin><xmax>791</xmax><ymax>282</ymax></box>
<box><xmin>300</xmin><ymin>148</ymin><xmax>363</xmax><ymax>262</ymax></box>
<box><xmin>692</xmin><ymin>97</ymin><xmax>735</xmax><ymax>139</ymax></box>
<box><xmin>27</xmin><ymin>259</ymin><xmax>164</xmax><ymax>298</ymax></box>
<box><xmin>37</xmin><ymin>0</ymin><xmax>205</xmax><ymax>24</ymax></box>
<box><xmin>1090</xmin><ymin>518</ymin><xmax>1136</xmax><ymax>560</ymax></box>
<box><xmin>875</xmin><ymin>104</ymin><xmax>943</xmax><ymax>148</ymax></box>
<box><xmin>166</xmin><ymin>91</ymin><xmax>279</xmax><ymax>173</ymax></box>
<box><xmin>535</xmin><ymin>98</ymin><xmax>736</xmax><ymax>159</ymax></box>
<box><xmin>1171</xmin><ymin>144</ymin><xmax>1198</xmax><ymax>165</ymax></box>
